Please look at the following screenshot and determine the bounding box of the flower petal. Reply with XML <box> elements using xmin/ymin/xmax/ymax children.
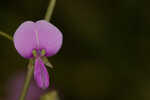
<box><xmin>13</xmin><ymin>21</ymin><xmax>37</xmax><ymax>58</ymax></box>
<box><xmin>13</xmin><ymin>20</ymin><xmax>63</xmax><ymax>58</ymax></box>
<box><xmin>34</xmin><ymin>57</ymin><xmax>49</xmax><ymax>89</ymax></box>
<box><xmin>35</xmin><ymin>20</ymin><xmax>63</xmax><ymax>57</ymax></box>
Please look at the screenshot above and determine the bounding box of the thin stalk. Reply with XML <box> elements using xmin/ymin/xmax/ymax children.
<box><xmin>0</xmin><ymin>31</ymin><xmax>13</xmax><ymax>40</ymax></box>
<box><xmin>19</xmin><ymin>59</ymin><xmax>34</xmax><ymax>100</ymax></box>
<box><xmin>44</xmin><ymin>0</ymin><xmax>56</xmax><ymax>21</ymax></box>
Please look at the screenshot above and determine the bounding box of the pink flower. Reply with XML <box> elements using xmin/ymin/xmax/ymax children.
<box><xmin>13</xmin><ymin>20</ymin><xmax>63</xmax><ymax>89</ymax></box>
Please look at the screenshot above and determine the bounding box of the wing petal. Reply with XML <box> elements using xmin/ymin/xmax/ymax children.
<box><xmin>34</xmin><ymin>57</ymin><xmax>50</xmax><ymax>89</ymax></box>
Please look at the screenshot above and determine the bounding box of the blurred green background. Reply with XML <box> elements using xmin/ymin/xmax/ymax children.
<box><xmin>0</xmin><ymin>0</ymin><xmax>149</xmax><ymax>100</ymax></box>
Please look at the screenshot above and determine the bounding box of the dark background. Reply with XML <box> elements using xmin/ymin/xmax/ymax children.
<box><xmin>0</xmin><ymin>0</ymin><xmax>149</xmax><ymax>100</ymax></box>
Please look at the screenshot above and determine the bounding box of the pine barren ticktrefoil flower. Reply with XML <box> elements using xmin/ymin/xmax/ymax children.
<box><xmin>13</xmin><ymin>20</ymin><xmax>63</xmax><ymax>89</ymax></box>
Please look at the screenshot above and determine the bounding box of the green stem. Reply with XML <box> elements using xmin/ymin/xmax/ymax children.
<box><xmin>19</xmin><ymin>59</ymin><xmax>34</xmax><ymax>100</ymax></box>
<box><xmin>44</xmin><ymin>0</ymin><xmax>56</xmax><ymax>21</ymax></box>
<box><xmin>19</xmin><ymin>0</ymin><xmax>56</xmax><ymax>100</ymax></box>
<box><xmin>0</xmin><ymin>31</ymin><xmax>13</xmax><ymax>41</ymax></box>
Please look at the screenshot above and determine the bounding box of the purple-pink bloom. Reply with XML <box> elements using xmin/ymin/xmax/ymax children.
<box><xmin>13</xmin><ymin>20</ymin><xmax>63</xmax><ymax>89</ymax></box>
<box><xmin>13</xmin><ymin>20</ymin><xmax>62</xmax><ymax>58</ymax></box>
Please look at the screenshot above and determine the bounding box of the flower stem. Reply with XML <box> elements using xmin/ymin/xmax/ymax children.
<box><xmin>19</xmin><ymin>59</ymin><xmax>34</xmax><ymax>100</ymax></box>
<box><xmin>44</xmin><ymin>0</ymin><xmax>56</xmax><ymax>21</ymax></box>
<box><xmin>0</xmin><ymin>31</ymin><xmax>13</xmax><ymax>41</ymax></box>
